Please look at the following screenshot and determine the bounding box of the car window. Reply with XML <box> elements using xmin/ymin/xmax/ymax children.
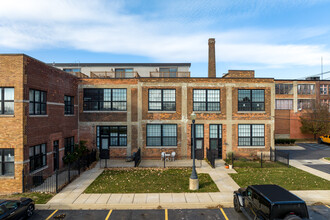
<box><xmin>0</xmin><ymin>206</ymin><xmax>5</xmax><ymax>215</ymax></box>
<box><xmin>4</xmin><ymin>201</ymin><xmax>19</xmax><ymax>211</ymax></box>
<box><xmin>247</xmin><ymin>188</ymin><xmax>252</xmax><ymax>199</ymax></box>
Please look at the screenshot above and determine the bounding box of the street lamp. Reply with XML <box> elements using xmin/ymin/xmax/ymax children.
<box><xmin>189</xmin><ymin>112</ymin><xmax>199</xmax><ymax>190</ymax></box>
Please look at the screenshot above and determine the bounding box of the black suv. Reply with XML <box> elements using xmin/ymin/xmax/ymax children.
<box><xmin>233</xmin><ymin>184</ymin><xmax>309</xmax><ymax>220</ymax></box>
<box><xmin>0</xmin><ymin>198</ymin><xmax>34</xmax><ymax>220</ymax></box>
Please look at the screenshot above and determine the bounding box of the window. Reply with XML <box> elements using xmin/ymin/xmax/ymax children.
<box><xmin>83</xmin><ymin>88</ymin><xmax>127</xmax><ymax>111</ymax></box>
<box><xmin>115</xmin><ymin>68</ymin><xmax>134</xmax><ymax>78</ymax></box>
<box><xmin>320</xmin><ymin>85</ymin><xmax>328</xmax><ymax>95</ymax></box>
<box><xmin>238</xmin><ymin>124</ymin><xmax>265</xmax><ymax>146</ymax></box>
<box><xmin>148</xmin><ymin>89</ymin><xmax>176</xmax><ymax>111</ymax></box>
<box><xmin>275</xmin><ymin>84</ymin><xmax>293</xmax><ymax>94</ymax></box>
<box><xmin>238</xmin><ymin>90</ymin><xmax>265</xmax><ymax>111</ymax></box>
<box><xmin>29</xmin><ymin>89</ymin><xmax>47</xmax><ymax>115</ymax></box>
<box><xmin>159</xmin><ymin>68</ymin><xmax>177</xmax><ymax>77</ymax></box>
<box><xmin>96</xmin><ymin>126</ymin><xmax>127</xmax><ymax>147</ymax></box>
<box><xmin>29</xmin><ymin>144</ymin><xmax>46</xmax><ymax>172</ymax></box>
<box><xmin>298</xmin><ymin>99</ymin><xmax>314</xmax><ymax>110</ymax></box>
<box><xmin>321</xmin><ymin>100</ymin><xmax>330</xmax><ymax>111</ymax></box>
<box><xmin>275</xmin><ymin>99</ymin><xmax>293</xmax><ymax>110</ymax></box>
<box><xmin>64</xmin><ymin>96</ymin><xmax>74</xmax><ymax>115</ymax></box>
<box><xmin>63</xmin><ymin>68</ymin><xmax>81</xmax><ymax>73</ymax></box>
<box><xmin>146</xmin><ymin>124</ymin><xmax>177</xmax><ymax>146</ymax></box>
<box><xmin>193</xmin><ymin>89</ymin><xmax>220</xmax><ymax>111</ymax></box>
<box><xmin>64</xmin><ymin>137</ymin><xmax>75</xmax><ymax>155</ymax></box>
<box><xmin>0</xmin><ymin>149</ymin><xmax>14</xmax><ymax>176</ymax></box>
<box><xmin>297</xmin><ymin>84</ymin><xmax>315</xmax><ymax>95</ymax></box>
<box><xmin>0</xmin><ymin>88</ymin><xmax>14</xmax><ymax>115</ymax></box>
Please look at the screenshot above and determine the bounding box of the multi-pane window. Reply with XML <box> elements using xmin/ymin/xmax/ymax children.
<box><xmin>321</xmin><ymin>100</ymin><xmax>330</xmax><ymax>111</ymax></box>
<box><xmin>320</xmin><ymin>85</ymin><xmax>328</xmax><ymax>95</ymax></box>
<box><xmin>159</xmin><ymin>68</ymin><xmax>177</xmax><ymax>77</ymax></box>
<box><xmin>148</xmin><ymin>89</ymin><xmax>176</xmax><ymax>111</ymax></box>
<box><xmin>0</xmin><ymin>149</ymin><xmax>14</xmax><ymax>176</ymax></box>
<box><xmin>115</xmin><ymin>68</ymin><xmax>134</xmax><ymax>78</ymax></box>
<box><xmin>64</xmin><ymin>96</ymin><xmax>74</xmax><ymax>115</ymax></box>
<box><xmin>29</xmin><ymin>89</ymin><xmax>47</xmax><ymax>115</ymax></box>
<box><xmin>298</xmin><ymin>99</ymin><xmax>314</xmax><ymax>110</ymax></box>
<box><xmin>0</xmin><ymin>88</ymin><xmax>14</xmax><ymax>115</ymax></box>
<box><xmin>275</xmin><ymin>99</ymin><xmax>293</xmax><ymax>110</ymax></box>
<box><xmin>64</xmin><ymin>137</ymin><xmax>75</xmax><ymax>155</ymax></box>
<box><xmin>146</xmin><ymin>124</ymin><xmax>177</xmax><ymax>146</ymax></box>
<box><xmin>238</xmin><ymin>124</ymin><xmax>265</xmax><ymax>146</ymax></box>
<box><xmin>29</xmin><ymin>144</ymin><xmax>46</xmax><ymax>172</ymax></box>
<box><xmin>297</xmin><ymin>84</ymin><xmax>315</xmax><ymax>95</ymax></box>
<box><xmin>193</xmin><ymin>89</ymin><xmax>220</xmax><ymax>111</ymax></box>
<box><xmin>238</xmin><ymin>90</ymin><xmax>265</xmax><ymax>111</ymax></box>
<box><xmin>83</xmin><ymin>88</ymin><xmax>127</xmax><ymax>111</ymax></box>
<box><xmin>97</xmin><ymin>126</ymin><xmax>127</xmax><ymax>147</ymax></box>
<box><xmin>275</xmin><ymin>84</ymin><xmax>293</xmax><ymax>94</ymax></box>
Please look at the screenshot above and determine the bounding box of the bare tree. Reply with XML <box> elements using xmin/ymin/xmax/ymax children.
<box><xmin>300</xmin><ymin>103</ymin><xmax>330</xmax><ymax>140</ymax></box>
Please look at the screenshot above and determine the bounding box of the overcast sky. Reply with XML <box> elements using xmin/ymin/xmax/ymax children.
<box><xmin>1</xmin><ymin>0</ymin><xmax>330</xmax><ymax>79</ymax></box>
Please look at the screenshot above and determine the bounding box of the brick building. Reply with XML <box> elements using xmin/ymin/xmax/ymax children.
<box><xmin>1</xmin><ymin>40</ymin><xmax>328</xmax><ymax>194</ymax></box>
<box><xmin>0</xmin><ymin>54</ymin><xmax>78</xmax><ymax>194</ymax></box>
<box><xmin>275</xmin><ymin>78</ymin><xmax>330</xmax><ymax>139</ymax></box>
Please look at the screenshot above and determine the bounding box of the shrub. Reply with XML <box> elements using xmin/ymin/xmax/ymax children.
<box><xmin>275</xmin><ymin>139</ymin><xmax>296</xmax><ymax>145</ymax></box>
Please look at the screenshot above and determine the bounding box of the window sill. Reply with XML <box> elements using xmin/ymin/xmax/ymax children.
<box><xmin>238</xmin><ymin>146</ymin><xmax>265</xmax><ymax>149</ymax></box>
<box><xmin>109</xmin><ymin>146</ymin><xmax>127</xmax><ymax>149</ymax></box>
<box><xmin>237</xmin><ymin>111</ymin><xmax>266</xmax><ymax>114</ymax></box>
<box><xmin>0</xmin><ymin>115</ymin><xmax>15</xmax><ymax>117</ymax></box>
<box><xmin>29</xmin><ymin>115</ymin><xmax>48</xmax><ymax>117</ymax></box>
<box><xmin>83</xmin><ymin>111</ymin><xmax>127</xmax><ymax>113</ymax></box>
<box><xmin>64</xmin><ymin>114</ymin><xmax>75</xmax><ymax>116</ymax></box>
<box><xmin>30</xmin><ymin>165</ymin><xmax>48</xmax><ymax>175</ymax></box>
<box><xmin>194</xmin><ymin>111</ymin><xmax>221</xmax><ymax>113</ymax></box>
<box><xmin>148</xmin><ymin>111</ymin><xmax>177</xmax><ymax>113</ymax></box>
<box><xmin>0</xmin><ymin>175</ymin><xmax>15</xmax><ymax>179</ymax></box>
<box><xmin>146</xmin><ymin>146</ymin><xmax>177</xmax><ymax>148</ymax></box>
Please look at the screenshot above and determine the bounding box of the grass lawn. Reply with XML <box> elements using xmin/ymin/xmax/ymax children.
<box><xmin>229</xmin><ymin>161</ymin><xmax>330</xmax><ymax>190</ymax></box>
<box><xmin>1</xmin><ymin>192</ymin><xmax>55</xmax><ymax>204</ymax></box>
<box><xmin>324</xmin><ymin>157</ymin><xmax>330</xmax><ymax>161</ymax></box>
<box><xmin>84</xmin><ymin>168</ymin><xmax>219</xmax><ymax>193</ymax></box>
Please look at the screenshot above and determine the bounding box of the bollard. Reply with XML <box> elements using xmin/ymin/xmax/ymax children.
<box><xmin>56</xmin><ymin>169</ymin><xmax>59</xmax><ymax>193</ymax></box>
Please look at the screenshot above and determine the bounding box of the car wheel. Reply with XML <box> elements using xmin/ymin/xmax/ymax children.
<box><xmin>26</xmin><ymin>204</ymin><xmax>34</xmax><ymax>217</ymax></box>
<box><xmin>233</xmin><ymin>195</ymin><xmax>241</xmax><ymax>213</ymax></box>
<box><xmin>283</xmin><ymin>214</ymin><xmax>302</xmax><ymax>220</ymax></box>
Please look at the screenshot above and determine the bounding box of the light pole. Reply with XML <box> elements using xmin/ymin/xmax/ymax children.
<box><xmin>189</xmin><ymin>112</ymin><xmax>199</xmax><ymax>190</ymax></box>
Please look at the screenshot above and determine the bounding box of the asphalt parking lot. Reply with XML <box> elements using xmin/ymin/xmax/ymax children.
<box><xmin>32</xmin><ymin>206</ymin><xmax>329</xmax><ymax>220</ymax></box>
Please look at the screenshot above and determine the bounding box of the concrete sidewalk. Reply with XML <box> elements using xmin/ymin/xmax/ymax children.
<box><xmin>289</xmin><ymin>160</ymin><xmax>330</xmax><ymax>181</ymax></box>
<box><xmin>42</xmin><ymin>160</ymin><xmax>330</xmax><ymax>210</ymax></box>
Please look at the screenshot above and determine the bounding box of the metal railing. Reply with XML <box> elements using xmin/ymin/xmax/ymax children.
<box><xmin>23</xmin><ymin>150</ymin><xmax>97</xmax><ymax>193</ymax></box>
<box><xmin>90</xmin><ymin>71</ymin><xmax>140</xmax><ymax>78</ymax></box>
<box><xmin>134</xmin><ymin>148</ymin><xmax>141</xmax><ymax>167</ymax></box>
<box><xmin>270</xmin><ymin>148</ymin><xmax>290</xmax><ymax>167</ymax></box>
<box><xmin>149</xmin><ymin>71</ymin><xmax>190</xmax><ymax>78</ymax></box>
<box><xmin>206</xmin><ymin>148</ymin><xmax>215</xmax><ymax>168</ymax></box>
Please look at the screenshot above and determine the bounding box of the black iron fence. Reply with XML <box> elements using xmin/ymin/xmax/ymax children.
<box><xmin>270</xmin><ymin>148</ymin><xmax>290</xmax><ymax>167</ymax></box>
<box><xmin>23</xmin><ymin>150</ymin><xmax>97</xmax><ymax>193</ymax></box>
<box><xmin>206</xmin><ymin>148</ymin><xmax>215</xmax><ymax>168</ymax></box>
<box><xmin>134</xmin><ymin>148</ymin><xmax>141</xmax><ymax>167</ymax></box>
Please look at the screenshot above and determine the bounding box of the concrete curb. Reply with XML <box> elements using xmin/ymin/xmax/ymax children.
<box><xmin>36</xmin><ymin>202</ymin><xmax>233</xmax><ymax>210</ymax></box>
<box><xmin>320</xmin><ymin>158</ymin><xmax>330</xmax><ymax>164</ymax></box>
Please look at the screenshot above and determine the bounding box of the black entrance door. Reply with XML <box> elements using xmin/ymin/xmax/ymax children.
<box><xmin>53</xmin><ymin>140</ymin><xmax>59</xmax><ymax>171</ymax></box>
<box><xmin>209</xmin><ymin>124</ymin><xmax>222</xmax><ymax>159</ymax></box>
<box><xmin>191</xmin><ymin>124</ymin><xmax>204</xmax><ymax>160</ymax></box>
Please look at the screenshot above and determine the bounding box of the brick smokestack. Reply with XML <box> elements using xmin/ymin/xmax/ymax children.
<box><xmin>208</xmin><ymin>38</ymin><xmax>216</xmax><ymax>78</ymax></box>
